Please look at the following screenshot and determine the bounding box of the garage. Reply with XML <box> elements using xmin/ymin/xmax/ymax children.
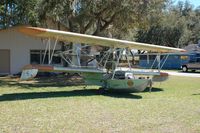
<box><xmin>0</xmin><ymin>49</ymin><xmax>10</xmax><ymax>74</ymax></box>
<box><xmin>0</xmin><ymin>27</ymin><xmax>62</xmax><ymax>74</ymax></box>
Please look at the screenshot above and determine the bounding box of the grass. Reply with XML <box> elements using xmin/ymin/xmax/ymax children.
<box><xmin>0</xmin><ymin>76</ymin><xmax>200</xmax><ymax>133</ymax></box>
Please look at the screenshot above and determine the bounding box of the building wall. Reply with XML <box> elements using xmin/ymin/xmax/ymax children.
<box><xmin>0</xmin><ymin>28</ymin><xmax>60</xmax><ymax>74</ymax></box>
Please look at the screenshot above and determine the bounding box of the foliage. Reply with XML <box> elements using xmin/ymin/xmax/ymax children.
<box><xmin>136</xmin><ymin>25</ymin><xmax>182</xmax><ymax>47</ymax></box>
<box><xmin>0</xmin><ymin>0</ymin><xmax>38</xmax><ymax>28</ymax></box>
<box><xmin>1</xmin><ymin>0</ymin><xmax>200</xmax><ymax>47</ymax></box>
<box><xmin>136</xmin><ymin>1</ymin><xmax>200</xmax><ymax>47</ymax></box>
<box><xmin>36</xmin><ymin>0</ymin><xmax>167</xmax><ymax>38</ymax></box>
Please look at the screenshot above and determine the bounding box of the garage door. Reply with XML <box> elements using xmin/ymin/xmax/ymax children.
<box><xmin>0</xmin><ymin>50</ymin><xmax>10</xmax><ymax>74</ymax></box>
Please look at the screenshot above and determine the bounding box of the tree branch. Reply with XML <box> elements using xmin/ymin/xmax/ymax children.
<box><xmin>93</xmin><ymin>12</ymin><xmax>118</xmax><ymax>35</ymax></box>
<box><xmin>94</xmin><ymin>6</ymin><xmax>110</xmax><ymax>18</ymax></box>
<box><xmin>83</xmin><ymin>19</ymin><xmax>95</xmax><ymax>33</ymax></box>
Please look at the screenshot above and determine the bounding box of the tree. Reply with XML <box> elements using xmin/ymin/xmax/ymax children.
<box><xmin>0</xmin><ymin>0</ymin><xmax>38</xmax><ymax>29</ymax></box>
<box><xmin>4</xmin><ymin>0</ymin><xmax>200</xmax><ymax>48</ymax></box>
<box><xmin>136</xmin><ymin>0</ymin><xmax>200</xmax><ymax>48</ymax></box>
<box><xmin>36</xmin><ymin>0</ymin><xmax>167</xmax><ymax>38</ymax></box>
<box><xmin>35</xmin><ymin>0</ymin><xmax>167</xmax><ymax>65</ymax></box>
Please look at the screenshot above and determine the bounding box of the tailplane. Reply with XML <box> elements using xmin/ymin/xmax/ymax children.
<box><xmin>152</xmin><ymin>72</ymin><xmax>169</xmax><ymax>82</ymax></box>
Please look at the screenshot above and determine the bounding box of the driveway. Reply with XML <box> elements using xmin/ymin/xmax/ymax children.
<box><xmin>164</xmin><ymin>71</ymin><xmax>200</xmax><ymax>78</ymax></box>
<box><xmin>118</xmin><ymin>67</ymin><xmax>200</xmax><ymax>78</ymax></box>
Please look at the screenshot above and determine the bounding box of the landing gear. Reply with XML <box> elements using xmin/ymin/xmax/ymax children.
<box><xmin>98</xmin><ymin>87</ymin><xmax>105</xmax><ymax>94</ymax></box>
<box><xmin>149</xmin><ymin>79</ymin><xmax>153</xmax><ymax>92</ymax></box>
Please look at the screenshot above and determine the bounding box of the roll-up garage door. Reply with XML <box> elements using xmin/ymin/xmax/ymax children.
<box><xmin>0</xmin><ymin>50</ymin><xmax>10</xmax><ymax>74</ymax></box>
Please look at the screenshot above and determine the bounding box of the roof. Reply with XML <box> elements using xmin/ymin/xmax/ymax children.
<box><xmin>136</xmin><ymin>53</ymin><xmax>190</xmax><ymax>56</ymax></box>
<box><xmin>0</xmin><ymin>25</ymin><xmax>30</xmax><ymax>32</ymax></box>
<box><xmin>0</xmin><ymin>24</ymin><xmax>68</xmax><ymax>33</ymax></box>
<box><xmin>183</xmin><ymin>44</ymin><xmax>200</xmax><ymax>53</ymax></box>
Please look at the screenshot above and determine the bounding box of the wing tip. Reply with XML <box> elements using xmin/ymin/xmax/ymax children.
<box><xmin>18</xmin><ymin>26</ymin><xmax>46</xmax><ymax>36</ymax></box>
<box><xmin>180</xmin><ymin>49</ymin><xmax>187</xmax><ymax>52</ymax></box>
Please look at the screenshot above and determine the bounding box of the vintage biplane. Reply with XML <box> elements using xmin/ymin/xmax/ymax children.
<box><xmin>18</xmin><ymin>26</ymin><xmax>185</xmax><ymax>93</ymax></box>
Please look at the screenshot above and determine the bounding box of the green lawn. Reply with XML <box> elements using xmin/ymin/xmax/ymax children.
<box><xmin>0</xmin><ymin>76</ymin><xmax>200</xmax><ymax>133</ymax></box>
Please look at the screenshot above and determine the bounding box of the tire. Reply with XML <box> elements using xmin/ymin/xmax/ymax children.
<box><xmin>191</xmin><ymin>70</ymin><xmax>196</xmax><ymax>72</ymax></box>
<box><xmin>182</xmin><ymin>66</ymin><xmax>188</xmax><ymax>72</ymax></box>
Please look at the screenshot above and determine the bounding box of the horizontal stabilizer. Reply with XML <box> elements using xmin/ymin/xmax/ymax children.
<box><xmin>22</xmin><ymin>64</ymin><xmax>105</xmax><ymax>73</ymax></box>
<box><xmin>152</xmin><ymin>72</ymin><xmax>169</xmax><ymax>82</ymax></box>
<box><xmin>20</xmin><ymin>64</ymin><xmax>106</xmax><ymax>80</ymax></box>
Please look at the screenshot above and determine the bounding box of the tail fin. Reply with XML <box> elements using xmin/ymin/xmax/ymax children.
<box><xmin>20</xmin><ymin>69</ymin><xmax>38</xmax><ymax>80</ymax></box>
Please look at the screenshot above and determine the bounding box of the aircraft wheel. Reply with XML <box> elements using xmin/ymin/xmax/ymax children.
<box><xmin>98</xmin><ymin>87</ymin><xmax>105</xmax><ymax>94</ymax></box>
<box><xmin>182</xmin><ymin>66</ymin><xmax>188</xmax><ymax>72</ymax></box>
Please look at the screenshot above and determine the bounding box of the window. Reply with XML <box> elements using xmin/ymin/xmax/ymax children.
<box><xmin>30</xmin><ymin>50</ymin><xmax>61</xmax><ymax>64</ymax></box>
<box><xmin>180</xmin><ymin>56</ymin><xmax>188</xmax><ymax>60</ymax></box>
<box><xmin>140</xmin><ymin>55</ymin><xmax>158</xmax><ymax>60</ymax></box>
<box><xmin>149</xmin><ymin>55</ymin><xmax>156</xmax><ymax>60</ymax></box>
<box><xmin>30</xmin><ymin>50</ymin><xmax>42</xmax><ymax>64</ymax></box>
<box><xmin>140</xmin><ymin>55</ymin><xmax>147</xmax><ymax>60</ymax></box>
<box><xmin>196</xmin><ymin>57</ymin><xmax>200</xmax><ymax>62</ymax></box>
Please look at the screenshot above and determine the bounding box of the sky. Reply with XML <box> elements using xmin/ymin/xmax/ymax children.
<box><xmin>176</xmin><ymin>0</ymin><xmax>200</xmax><ymax>8</ymax></box>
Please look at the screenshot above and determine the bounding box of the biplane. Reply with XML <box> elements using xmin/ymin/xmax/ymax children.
<box><xmin>18</xmin><ymin>27</ymin><xmax>185</xmax><ymax>93</ymax></box>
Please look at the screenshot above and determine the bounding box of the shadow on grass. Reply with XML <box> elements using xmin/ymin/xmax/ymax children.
<box><xmin>192</xmin><ymin>93</ymin><xmax>200</xmax><ymax>96</ymax></box>
<box><xmin>142</xmin><ymin>87</ymin><xmax>163</xmax><ymax>93</ymax></box>
<box><xmin>0</xmin><ymin>89</ymin><xmax>143</xmax><ymax>101</ymax></box>
<box><xmin>0</xmin><ymin>77</ymin><xmax>85</xmax><ymax>89</ymax></box>
<box><xmin>0</xmin><ymin>77</ymin><xmax>167</xmax><ymax>101</ymax></box>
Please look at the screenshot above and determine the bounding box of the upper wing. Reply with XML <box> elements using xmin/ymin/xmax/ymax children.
<box><xmin>18</xmin><ymin>26</ymin><xmax>185</xmax><ymax>53</ymax></box>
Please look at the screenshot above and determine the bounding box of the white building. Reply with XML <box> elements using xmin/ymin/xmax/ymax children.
<box><xmin>0</xmin><ymin>26</ymin><xmax>61</xmax><ymax>75</ymax></box>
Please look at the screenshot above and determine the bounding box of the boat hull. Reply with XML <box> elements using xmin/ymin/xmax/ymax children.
<box><xmin>104</xmin><ymin>79</ymin><xmax>151</xmax><ymax>92</ymax></box>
